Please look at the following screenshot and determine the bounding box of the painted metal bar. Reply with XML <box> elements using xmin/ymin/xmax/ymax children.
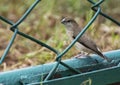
<box><xmin>0</xmin><ymin>50</ymin><xmax>120</xmax><ymax>85</ymax></box>
<box><xmin>42</xmin><ymin>66</ymin><xmax>120</xmax><ymax>85</ymax></box>
<box><xmin>0</xmin><ymin>29</ymin><xmax>18</xmax><ymax>64</ymax></box>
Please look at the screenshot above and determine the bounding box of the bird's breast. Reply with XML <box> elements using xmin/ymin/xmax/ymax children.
<box><xmin>75</xmin><ymin>42</ymin><xmax>93</xmax><ymax>53</ymax></box>
<box><xmin>66</xmin><ymin>30</ymin><xmax>74</xmax><ymax>40</ymax></box>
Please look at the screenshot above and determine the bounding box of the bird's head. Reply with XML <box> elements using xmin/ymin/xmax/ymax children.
<box><xmin>61</xmin><ymin>17</ymin><xmax>78</xmax><ymax>31</ymax></box>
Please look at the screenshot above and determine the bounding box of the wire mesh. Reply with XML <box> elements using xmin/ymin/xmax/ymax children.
<box><xmin>0</xmin><ymin>0</ymin><xmax>120</xmax><ymax>83</ymax></box>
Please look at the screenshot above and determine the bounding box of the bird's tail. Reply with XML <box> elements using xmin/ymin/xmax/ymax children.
<box><xmin>96</xmin><ymin>51</ymin><xmax>111</xmax><ymax>62</ymax></box>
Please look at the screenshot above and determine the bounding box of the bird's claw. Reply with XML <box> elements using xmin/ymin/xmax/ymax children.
<box><xmin>74</xmin><ymin>53</ymin><xmax>88</xmax><ymax>59</ymax></box>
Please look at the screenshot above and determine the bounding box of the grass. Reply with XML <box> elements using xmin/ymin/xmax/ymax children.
<box><xmin>0</xmin><ymin>0</ymin><xmax>120</xmax><ymax>71</ymax></box>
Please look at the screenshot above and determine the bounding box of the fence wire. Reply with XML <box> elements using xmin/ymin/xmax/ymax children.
<box><xmin>0</xmin><ymin>0</ymin><xmax>120</xmax><ymax>82</ymax></box>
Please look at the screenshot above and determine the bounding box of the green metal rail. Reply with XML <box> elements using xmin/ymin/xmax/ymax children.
<box><xmin>0</xmin><ymin>0</ymin><xmax>120</xmax><ymax>85</ymax></box>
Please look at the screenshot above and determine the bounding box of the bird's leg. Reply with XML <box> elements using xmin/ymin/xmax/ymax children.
<box><xmin>74</xmin><ymin>51</ymin><xmax>89</xmax><ymax>58</ymax></box>
<box><xmin>86</xmin><ymin>52</ymin><xmax>90</xmax><ymax>56</ymax></box>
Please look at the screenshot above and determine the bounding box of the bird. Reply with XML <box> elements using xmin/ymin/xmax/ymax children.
<box><xmin>61</xmin><ymin>17</ymin><xmax>111</xmax><ymax>62</ymax></box>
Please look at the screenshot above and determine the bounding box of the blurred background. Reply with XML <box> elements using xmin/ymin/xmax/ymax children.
<box><xmin>0</xmin><ymin>0</ymin><xmax>120</xmax><ymax>71</ymax></box>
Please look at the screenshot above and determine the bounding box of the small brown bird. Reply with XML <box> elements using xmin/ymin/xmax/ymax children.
<box><xmin>61</xmin><ymin>17</ymin><xmax>111</xmax><ymax>62</ymax></box>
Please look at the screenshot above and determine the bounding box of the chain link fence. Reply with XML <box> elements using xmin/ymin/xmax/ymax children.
<box><xmin>0</xmin><ymin>0</ymin><xmax>120</xmax><ymax>84</ymax></box>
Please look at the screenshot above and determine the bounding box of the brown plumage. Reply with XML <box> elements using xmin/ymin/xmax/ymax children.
<box><xmin>61</xmin><ymin>17</ymin><xmax>111</xmax><ymax>62</ymax></box>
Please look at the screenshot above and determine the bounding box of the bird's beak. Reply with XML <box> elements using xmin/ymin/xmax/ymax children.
<box><xmin>61</xmin><ymin>18</ymin><xmax>66</xmax><ymax>24</ymax></box>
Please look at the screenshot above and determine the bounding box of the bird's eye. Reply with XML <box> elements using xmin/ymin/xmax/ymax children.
<box><xmin>67</xmin><ymin>20</ymin><xmax>71</xmax><ymax>22</ymax></box>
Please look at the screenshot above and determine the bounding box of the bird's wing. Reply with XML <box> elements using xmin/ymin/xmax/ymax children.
<box><xmin>73</xmin><ymin>35</ymin><xmax>110</xmax><ymax>62</ymax></box>
<box><xmin>73</xmin><ymin>34</ymin><xmax>98</xmax><ymax>52</ymax></box>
